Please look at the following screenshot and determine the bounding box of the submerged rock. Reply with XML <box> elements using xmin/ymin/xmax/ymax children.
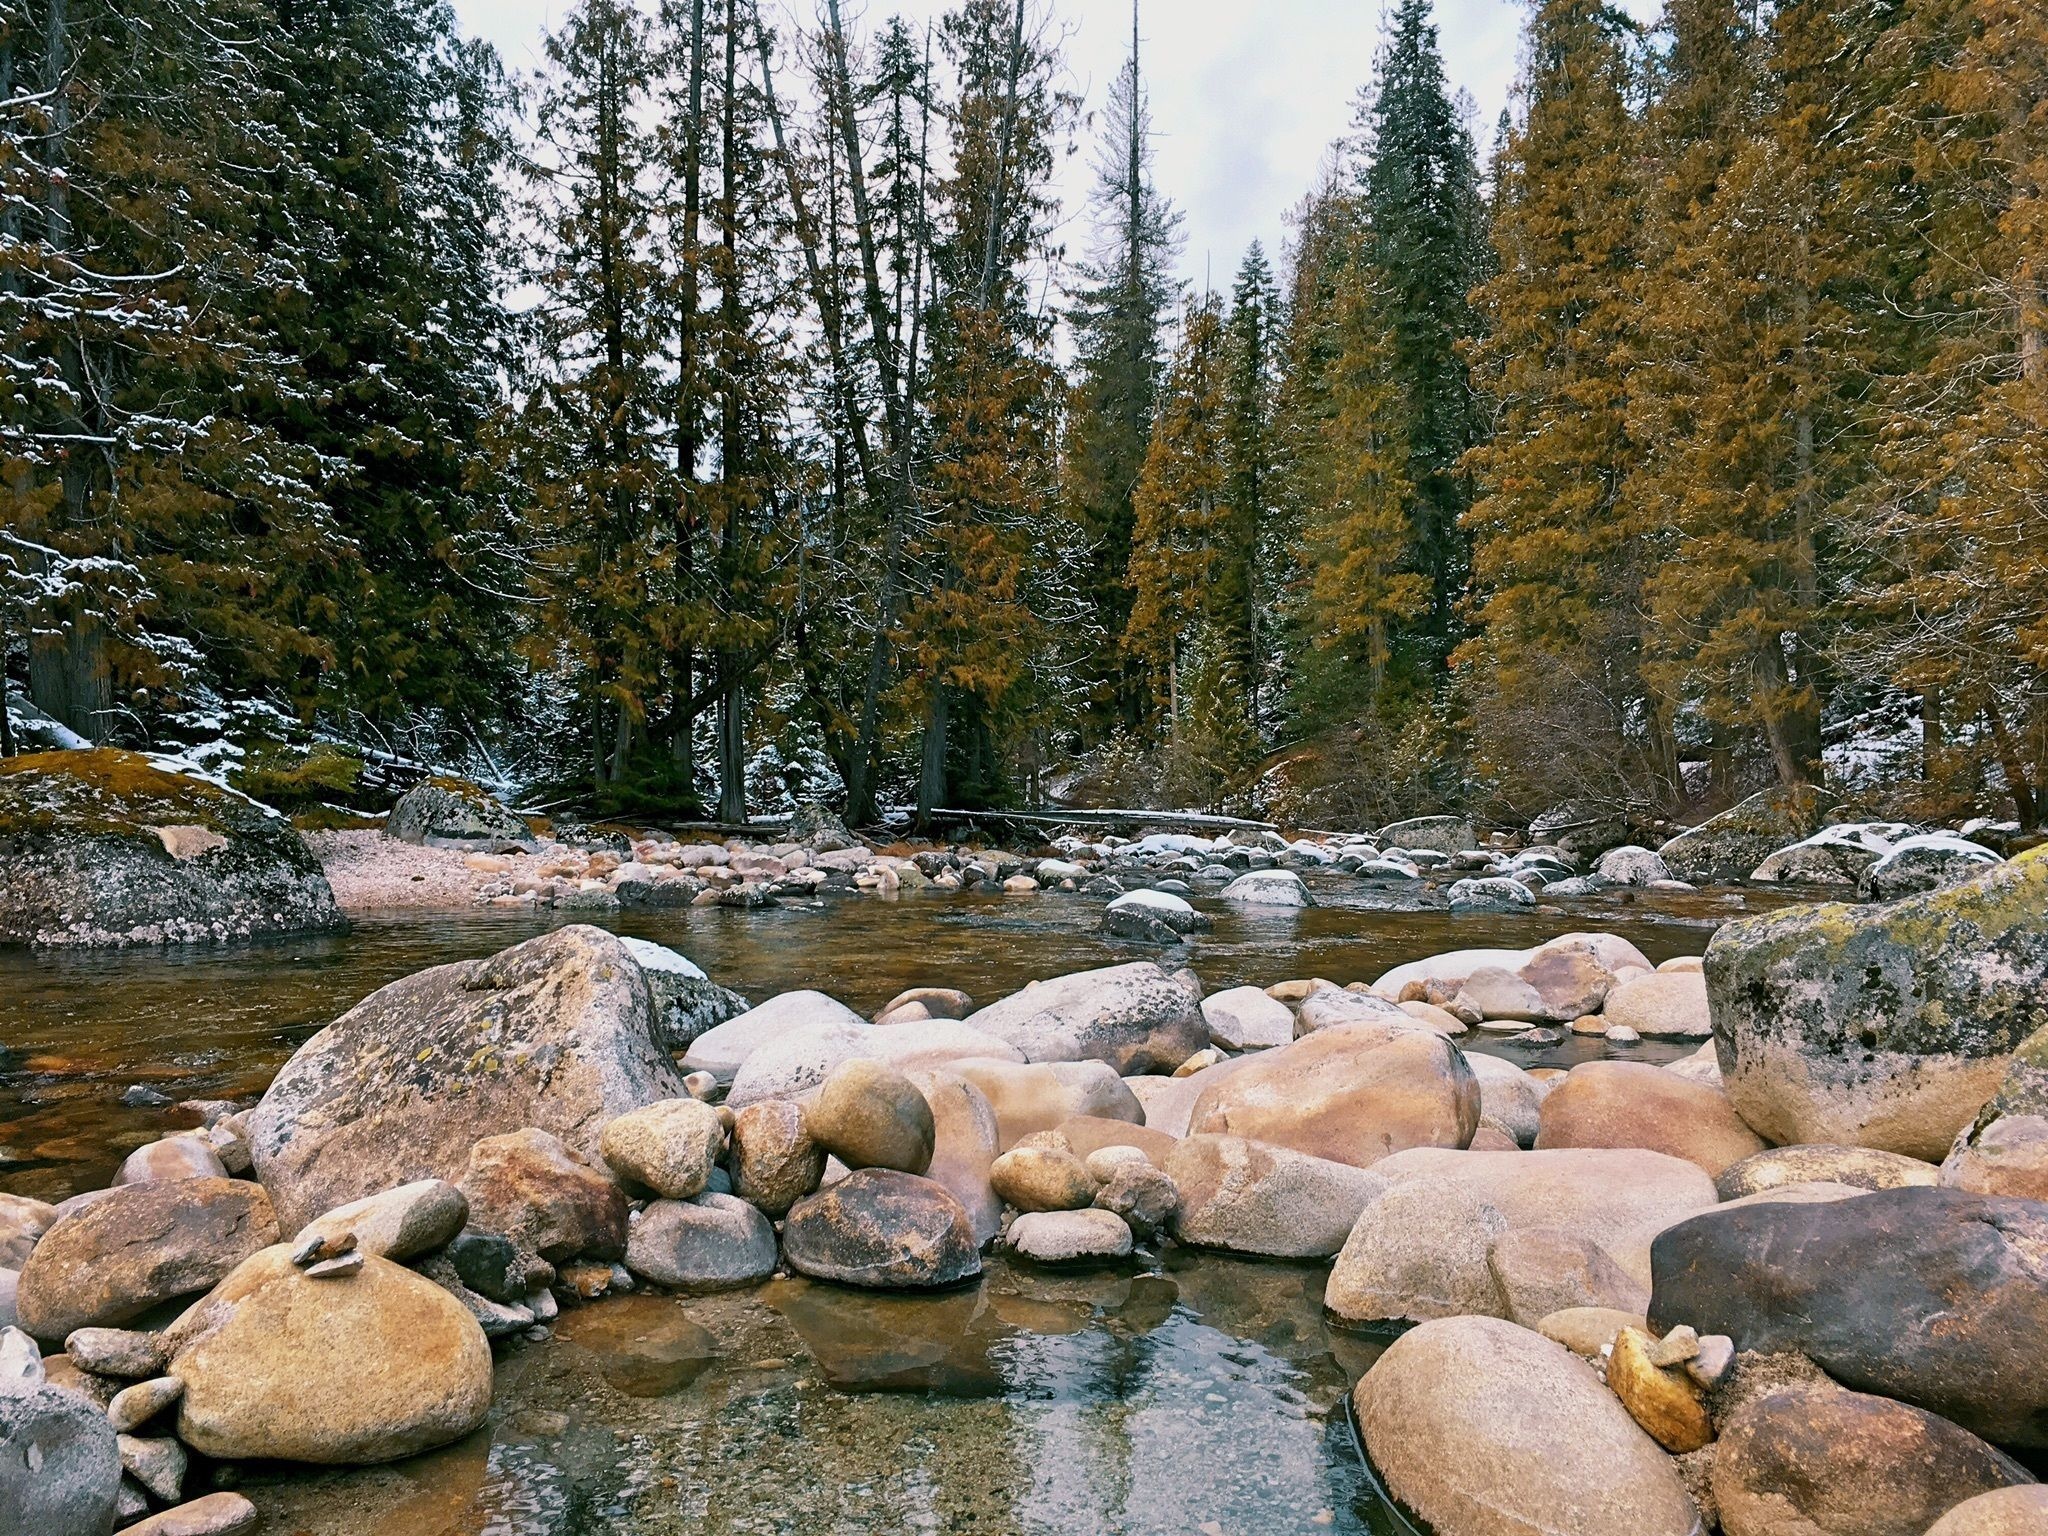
<box><xmin>247</xmin><ymin>925</ymin><xmax>688</xmax><ymax>1232</ymax></box>
<box><xmin>964</xmin><ymin>963</ymin><xmax>1208</xmax><ymax>1076</ymax></box>
<box><xmin>780</xmin><ymin>1170</ymin><xmax>981</xmax><ymax>1290</ymax></box>
<box><xmin>0</xmin><ymin>749</ymin><xmax>343</xmax><ymax>947</ymax></box>
<box><xmin>1705</xmin><ymin>847</ymin><xmax>2048</xmax><ymax>1160</ymax></box>
<box><xmin>165</xmin><ymin>1245</ymin><xmax>492</xmax><ymax>1465</ymax></box>
<box><xmin>1352</xmin><ymin>1316</ymin><xmax>1701</xmax><ymax>1536</ymax></box>
<box><xmin>1650</xmin><ymin>1185</ymin><xmax>2048</xmax><ymax>1448</ymax></box>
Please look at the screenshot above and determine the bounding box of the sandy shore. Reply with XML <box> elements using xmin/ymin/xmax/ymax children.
<box><xmin>307</xmin><ymin>829</ymin><xmax>505</xmax><ymax>912</ymax></box>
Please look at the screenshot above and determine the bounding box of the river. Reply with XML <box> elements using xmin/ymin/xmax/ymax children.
<box><xmin>0</xmin><ymin>875</ymin><xmax>1786</xmax><ymax>1535</ymax></box>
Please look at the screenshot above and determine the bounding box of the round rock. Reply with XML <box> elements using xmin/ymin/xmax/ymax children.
<box><xmin>780</xmin><ymin>1169</ymin><xmax>981</xmax><ymax>1290</ymax></box>
<box><xmin>989</xmin><ymin>1145</ymin><xmax>1096</xmax><ymax>1213</ymax></box>
<box><xmin>1007</xmin><ymin>1209</ymin><xmax>1133</xmax><ymax>1265</ymax></box>
<box><xmin>728</xmin><ymin>1100</ymin><xmax>826</xmax><ymax>1217</ymax></box>
<box><xmin>624</xmin><ymin>1194</ymin><xmax>777</xmax><ymax>1294</ymax></box>
<box><xmin>600</xmin><ymin>1099</ymin><xmax>726</xmax><ymax>1199</ymax></box>
<box><xmin>1352</xmin><ymin>1316</ymin><xmax>1701</xmax><ymax>1536</ymax></box>
<box><xmin>807</xmin><ymin>1059</ymin><xmax>936</xmax><ymax>1176</ymax></box>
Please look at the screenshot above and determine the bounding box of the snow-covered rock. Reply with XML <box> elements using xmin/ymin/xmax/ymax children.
<box><xmin>1219</xmin><ymin>869</ymin><xmax>1314</xmax><ymax>908</ymax></box>
<box><xmin>1858</xmin><ymin>834</ymin><xmax>2003</xmax><ymax>901</ymax></box>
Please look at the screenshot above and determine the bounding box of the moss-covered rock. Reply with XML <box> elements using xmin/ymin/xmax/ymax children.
<box><xmin>1656</xmin><ymin>783</ymin><xmax>1839</xmax><ymax>883</ymax></box>
<box><xmin>0</xmin><ymin>750</ymin><xmax>343</xmax><ymax>947</ymax></box>
<box><xmin>1705</xmin><ymin>846</ymin><xmax>2048</xmax><ymax>1159</ymax></box>
<box><xmin>385</xmin><ymin>777</ymin><xmax>533</xmax><ymax>847</ymax></box>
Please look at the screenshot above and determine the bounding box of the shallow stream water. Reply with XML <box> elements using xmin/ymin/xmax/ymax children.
<box><xmin>0</xmin><ymin>873</ymin><xmax>1794</xmax><ymax>1534</ymax></box>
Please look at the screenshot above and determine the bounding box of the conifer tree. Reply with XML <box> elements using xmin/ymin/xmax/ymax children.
<box><xmin>1063</xmin><ymin>0</ymin><xmax>1182</xmax><ymax>734</ymax></box>
<box><xmin>1126</xmin><ymin>297</ymin><xmax>1233</xmax><ymax>720</ymax></box>
<box><xmin>1223</xmin><ymin>242</ymin><xmax>1284</xmax><ymax>724</ymax></box>
<box><xmin>1355</xmin><ymin>0</ymin><xmax>1486</xmax><ymax>666</ymax></box>
<box><xmin>1459</xmin><ymin>0</ymin><xmax>1654</xmax><ymax>807</ymax></box>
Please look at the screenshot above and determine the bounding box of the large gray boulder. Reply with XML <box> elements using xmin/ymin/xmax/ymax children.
<box><xmin>1649</xmin><ymin>1185</ymin><xmax>2048</xmax><ymax>1449</ymax></box>
<box><xmin>1858</xmin><ymin>833</ymin><xmax>2003</xmax><ymax>900</ymax></box>
<box><xmin>616</xmin><ymin>938</ymin><xmax>749</xmax><ymax>1049</ymax></box>
<box><xmin>964</xmin><ymin>963</ymin><xmax>1208</xmax><ymax>1075</ymax></box>
<box><xmin>1165</xmin><ymin>1134</ymin><xmax>1385</xmax><ymax>1259</ymax></box>
<box><xmin>247</xmin><ymin>925</ymin><xmax>690</xmax><ymax>1232</ymax></box>
<box><xmin>383</xmin><ymin>778</ymin><xmax>532</xmax><ymax>848</ymax></box>
<box><xmin>0</xmin><ymin>1376</ymin><xmax>121</xmax><ymax>1536</ymax></box>
<box><xmin>1705</xmin><ymin>847</ymin><xmax>2048</xmax><ymax>1160</ymax></box>
<box><xmin>1657</xmin><ymin>782</ymin><xmax>1838</xmax><ymax>883</ymax></box>
<box><xmin>0</xmin><ymin>749</ymin><xmax>342</xmax><ymax>948</ymax></box>
<box><xmin>1351</xmin><ymin>1316</ymin><xmax>1701</xmax><ymax>1536</ymax></box>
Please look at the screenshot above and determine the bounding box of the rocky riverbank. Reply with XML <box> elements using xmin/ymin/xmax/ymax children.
<box><xmin>2</xmin><ymin>843</ymin><xmax>2044</xmax><ymax>1533</ymax></box>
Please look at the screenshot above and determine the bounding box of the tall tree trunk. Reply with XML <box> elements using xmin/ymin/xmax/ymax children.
<box><xmin>1981</xmin><ymin>696</ymin><xmax>2040</xmax><ymax>830</ymax></box>
<box><xmin>916</xmin><ymin>687</ymin><xmax>948</xmax><ymax>823</ymax></box>
<box><xmin>672</xmin><ymin>0</ymin><xmax>708</xmax><ymax>779</ymax></box>
<box><xmin>718</xmin><ymin>674</ymin><xmax>747</xmax><ymax>823</ymax></box>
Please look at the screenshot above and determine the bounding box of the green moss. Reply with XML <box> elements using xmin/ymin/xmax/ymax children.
<box><xmin>231</xmin><ymin>740</ymin><xmax>364</xmax><ymax>810</ymax></box>
<box><xmin>0</xmin><ymin>749</ymin><xmax>240</xmax><ymax>840</ymax></box>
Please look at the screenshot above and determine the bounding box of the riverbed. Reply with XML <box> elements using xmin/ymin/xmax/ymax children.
<box><xmin>0</xmin><ymin>874</ymin><xmax>1788</xmax><ymax>1535</ymax></box>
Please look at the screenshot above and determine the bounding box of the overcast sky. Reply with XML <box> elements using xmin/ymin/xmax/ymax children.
<box><xmin>448</xmin><ymin>0</ymin><xmax>1645</xmax><ymax>293</ymax></box>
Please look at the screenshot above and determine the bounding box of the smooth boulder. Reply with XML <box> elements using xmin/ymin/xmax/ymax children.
<box><xmin>1534</xmin><ymin>1060</ymin><xmax>1765</xmax><ymax>1177</ymax></box>
<box><xmin>1164</xmin><ymin>1134</ymin><xmax>1385</xmax><ymax>1259</ymax></box>
<box><xmin>1328</xmin><ymin>1148</ymin><xmax>1716</xmax><ymax>1325</ymax></box>
<box><xmin>600</xmin><ymin>1099</ymin><xmax>726</xmax><ymax>1199</ymax></box>
<box><xmin>1649</xmin><ymin>1186</ymin><xmax>2048</xmax><ymax>1448</ymax></box>
<box><xmin>780</xmin><ymin>1170</ymin><xmax>981</xmax><ymax>1290</ymax></box>
<box><xmin>948</xmin><ymin>1058</ymin><xmax>1144</xmax><ymax>1151</ymax></box>
<box><xmin>1712</xmin><ymin>1384</ymin><xmax>2031</xmax><ymax>1536</ymax></box>
<box><xmin>1926</xmin><ymin>1488</ymin><xmax>2048</xmax><ymax>1536</ymax></box>
<box><xmin>728</xmin><ymin>1101</ymin><xmax>825</xmax><ymax>1218</ymax></box>
<box><xmin>963</xmin><ymin>963</ymin><xmax>1208</xmax><ymax>1076</ymax></box>
<box><xmin>1715</xmin><ymin>1143</ymin><xmax>1938</xmax><ymax>1200</ymax></box>
<box><xmin>623</xmin><ymin>1194</ymin><xmax>777</xmax><ymax>1293</ymax></box>
<box><xmin>0</xmin><ymin>1381</ymin><xmax>121</xmax><ymax>1536</ymax></box>
<box><xmin>1656</xmin><ymin>783</ymin><xmax>1837</xmax><ymax>883</ymax></box>
<box><xmin>1187</xmin><ymin>1024</ymin><xmax>1479</xmax><ymax>1169</ymax></box>
<box><xmin>247</xmin><ymin>926</ymin><xmax>689</xmax><ymax>1231</ymax></box>
<box><xmin>1351</xmin><ymin>1316</ymin><xmax>1701</xmax><ymax>1536</ymax></box>
<box><xmin>1704</xmin><ymin>848</ymin><xmax>2048</xmax><ymax>1160</ymax></box>
<box><xmin>806</xmin><ymin>1059</ymin><xmax>935</xmax><ymax>1175</ymax></box>
<box><xmin>165</xmin><ymin>1245</ymin><xmax>492</xmax><ymax>1464</ymax></box>
<box><xmin>17</xmin><ymin>1180</ymin><xmax>278</xmax><ymax>1345</ymax></box>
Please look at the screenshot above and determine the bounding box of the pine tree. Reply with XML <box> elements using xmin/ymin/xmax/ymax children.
<box><xmin>1299</xmin><ymin>255</ymin><xmax>1428</xmax><ymax>712</ymax></box>
<box><xmin>1126</xmin><ymin>297</ymin><xmax>1233</xmax><ymax>720</ymax></box>
<box><xmin>1849</xmin><ymin>0</ymin><xmax>2048</xmax><ymax>822</ymax></box>
<box><xmin>516</xmin><ymin>0</ymin><xmax>676</xmax><ymax>788</ymax></box>
<box><xmin>0</xmin><ymin>0</ymin><xmax>331</xmax><ymax>743</ymax></box>
<box><xmin>1222</xmin><ymin>242</ymin><xmax>1284</xmax><ymax>724</ymax></box>
<box><xmin>1355</xmin><ymin>0</ymin><xmax>1486</xmax><ymax>667</ymax></box>
<box><xmin>903</xmin><ymin>0</ymin><xmax>1071</xmax><ymax>816</ymax></box>
<box><xmin>1458</xmin><ymin>0</ymin><xmax>1655</xmax><ymax>808</ymax></box>
<box><xmin>1063</xmin><ymin>0</ymin><xmax>1182</xmax><ymax>735</ymax></box>
<box><xmin>254</xmin><ymin>0</ymin><xmax>524</xmax><ymax>739</ymax></box>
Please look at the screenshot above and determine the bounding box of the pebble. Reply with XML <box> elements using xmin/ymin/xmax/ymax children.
<box><xmin>304</xmin><ymin>1250</ymin><xmax>365</xmax><ymax>1279</ymax></box>
<box><xmin>64</xmin><ymin>1327</ymin><xmax>167</xmax><ymax>1379</ymax></box>
<box><xmin>291</xmin><ymin>1228</ymin><xmax>354</xmax><ymax>1267</ymax></box>
<box><xmin>108</xmin><ymin>1374</ymin><xmax>183</xmax><ymax>1432</ymax></box>
<box><xmin>119</xmin><ymin>1431</ymin><xmax>188</xmax><ymax>1502</ymax></box>
<box><xmin>1685</xmin><ymin>1333</ymin><xmax>1735</xmax><ymax>1389</ymax></box>
<box><xmin>119</xmin><ymin>1491</ymin><xmax>259</xmax><ymax>1536</ymax></box>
